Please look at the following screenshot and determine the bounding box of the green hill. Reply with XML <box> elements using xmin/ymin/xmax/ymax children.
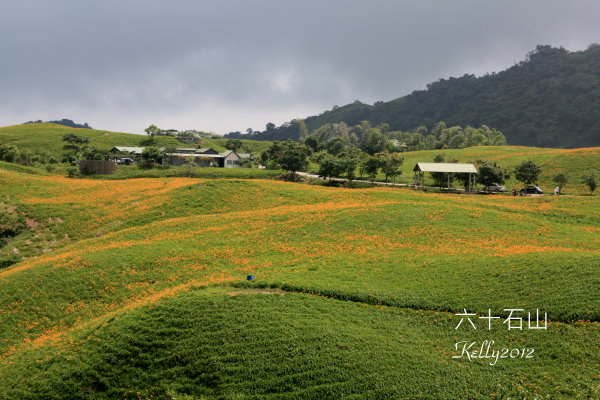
<box><xmin>235</xmin><ymin>45</ymin><xmax>600</xmax><ymax>148</ymax></box>
<box><xmin>0</xmin><ymin>123</ymin><xmax>273</xmax><ymax>158</ymax></box>
<box><xmin>0</xmin><ymin>123</ymin><xmax>182</xmax><ymax>153</ymax></box>
<box><xmin>0</xmin><ymin>163</ymin><xmax>598</xmax><ymax>398</ymax></box>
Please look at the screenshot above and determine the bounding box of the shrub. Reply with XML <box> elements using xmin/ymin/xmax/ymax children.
<box><xmin>0</xmin><ymin>254</ymin><xmax>22</xmax><ymax>269</ymax></box>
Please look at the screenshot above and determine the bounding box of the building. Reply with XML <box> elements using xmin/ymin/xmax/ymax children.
<box><xmin>413</xmin><ymin>162</ymin><xmax>478</xmax><ymax>191</ymax></box>
<box><xmin>162</xmin><ymin>148</ymin><xmax>241</xmax><ymax>168</ymax></box>
<box><xmin>109</xmin><ymin>146</ymin><xmax>147</xmax><ymax>156</ymax></box>
<box><xmin>109</xmin><ymin>145</ymin><xmax>242</xmax><ymax>168</ymax></box>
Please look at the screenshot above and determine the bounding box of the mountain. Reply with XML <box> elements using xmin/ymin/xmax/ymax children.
<box><xmin>227</xmin><ymin>44</ymin><xmax>600</xmax><ymax>148</ymax></box>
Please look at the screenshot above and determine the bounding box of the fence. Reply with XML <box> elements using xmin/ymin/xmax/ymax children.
<box><xmin>79</xmin><ymin>160</ymin><xmax>116</xmax><ymax>175</ymax></box>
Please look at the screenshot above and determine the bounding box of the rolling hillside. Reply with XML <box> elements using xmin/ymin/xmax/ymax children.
<box><xmin>0</xmin><ymin>163</ymin><xmax>598</xmax><ymax>398</ymax></box>
<box><xmin>1</xmin><ymin>121</ymin><xmax>598</xmax><ymax>193</ymax></box>
<box><xmin>0</xmin><ymin>123</ymin><xmax>182</xmax><ymax>153</ymax></box>
<box><xmin>0</xmin><ymin>123</ymin><xmax>272</xmax><ymax>158</ymax></box>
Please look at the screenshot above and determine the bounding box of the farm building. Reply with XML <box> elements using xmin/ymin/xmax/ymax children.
<box><xmin>173</xmin><ymin>147</ymin><xmax>220</xmax><ymax>155</ymax></box>
<box><xmin>413</xmin><ymin>162</ymin><xmax>478</xmax><ymax>191</ymax></box>
<box><xmin>109</xmin><ymin>146</ymin><xmax>242</xmax><ymax>167</ymax></box>
<box><xmin>162</xmin><ymin>149</ymin><xmax>241</xmax><ymax>168</ymax></box>
<box><xmin>109</xmin><ymin>146</ymin><xmax>147</xmax><ymax>156</ymax></box>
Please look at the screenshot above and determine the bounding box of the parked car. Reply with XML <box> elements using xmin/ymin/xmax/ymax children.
<box><xmin>482</xmin><ymin>183</ymin><xmax>506</xmax><ymax>192</ymax></box>
<box><xmin>520</xmin><ymin>186</ymin><xmax>543</xmax><ymax>195</ymax></box>
<box><xmin>120</xmin><ymin>158</ymin><xmax>135</xmax><ymax>165</ymax></box>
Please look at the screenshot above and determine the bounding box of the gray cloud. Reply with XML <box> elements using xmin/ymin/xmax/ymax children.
<box><xmin>1</xmin><ymin>0</ymin><xmax>599</xmax><ymax>134</ymax></box>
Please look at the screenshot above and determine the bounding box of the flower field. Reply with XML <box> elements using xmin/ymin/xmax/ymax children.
<box><xmin>0</xmin><ymin>162</ymin><xmax>598</xmax><ymax>398</ymax></box>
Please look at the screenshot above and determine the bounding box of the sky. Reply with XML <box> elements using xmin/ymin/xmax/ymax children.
<box><xmin>1</xmin><ymin>0</ymin><xmax>599</xmax><ymax>135</ymax></box>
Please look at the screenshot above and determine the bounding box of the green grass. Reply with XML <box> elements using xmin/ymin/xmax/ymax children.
<box><xmin>394</xmin><ymin>146</ymin><xmax>600</xmax><ymax>194</ymax></box>
<box><xmin>0</xmin><ymin>124</ymin><xmax>274</xmax><ymax>157</ymax></box>
<box><xmin>3</xmin><ymin>123</ymin><xmax>598</xmax><ymax>195</ymax></box>
<box><xmin>2</xmin><ymin>289</ymin><xmax>598</xmax><ymax>399</ymax></box>
<box><xmin>0</xmin><ymin>123</ymin><xmax>182</xmax><ymax>153</ymax></box>
<box><xmin>92</xmin><ymin>165</ymin><xmax>284</xmax><ymax>180</ymax></box>
<box><xmin>308</xmin><ymin>145</ymin><xmax>600</xmax><ymax>194</ymax></box>
<box><xmin>0</xmin><ymin>163</ymin><xmax>598</xmax><ymax>399</ymax></box>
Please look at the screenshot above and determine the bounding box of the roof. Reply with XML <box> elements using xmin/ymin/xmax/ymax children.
<box><xmin>237</xmin><ymin>153</ymin><xmax>252</xmax><ymax>158</ymax></box>
<box><xmin>111</xmin><ymin>146</ymin><xmax>145</xmax><ymax>154</ymax></box>
<box><xmin>413</xmin><ymin>162</ymin><xmax>478</xmax><ymax>173</ymax></box>
<box><xmin>220</xmin><ymin>150</ymin><xmax>240</xmax><ymax>158</ymax></box>
<box><xmin>165</xmin><ymin>153</ymin><xmax>224</xmax><ymax>158</ymax></box>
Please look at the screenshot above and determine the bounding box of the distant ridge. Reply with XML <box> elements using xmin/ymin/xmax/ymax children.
<box><xmin>24</xmin><ymin>118</ymin><xmax>92</xmax><ymax>129</ymax></box>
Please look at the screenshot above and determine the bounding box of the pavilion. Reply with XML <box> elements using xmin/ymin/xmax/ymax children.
<box><xmin>413</xmin><ymin>162</ymin><xmax>478</xmax><ymax>192</ymax></box>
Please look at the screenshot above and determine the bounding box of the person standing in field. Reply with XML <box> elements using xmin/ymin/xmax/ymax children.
<box><xmin>554</xmin><ymin>186</ymin><xmax>560</xmax><ymax>195</ymax></box>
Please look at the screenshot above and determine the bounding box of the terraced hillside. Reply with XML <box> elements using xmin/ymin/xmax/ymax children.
<box><xmin>0</xmin><ymin>164</ymin><xmax>598</xmax><ymax>398</ymax></box>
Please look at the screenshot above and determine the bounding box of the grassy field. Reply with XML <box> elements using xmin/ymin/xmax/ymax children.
<box><xmin>0</xmin><ymin>123</ymin><xmax>183</xmax><ymax>153</ymax></box>
<box><xmin>3</xmin><ymin>124</ymin><xmax>598</xmax><ymax>194</ymax></box>
<box><xmin>0</xmin><ymin>123</ymin><xmax>273</xmax><ymax>156</ymax></box>
<box><xmin>0</xmin><ymin>158</ymin><xmax>598</xmax><ymax>398</ymax></box>
<box><xmin>307</xmin><ymin>145</ymin><xmax>600</xmax><ymax>194</ymax></box>
<box><xmin>201</xmin><ymin>138</ymin><xmax>274</xmax><ymax>155</ymax></box>
<box><xmin>91</xmin><ymin>165</ymin><xmax>284</xmax><ymax>180</ymax></box>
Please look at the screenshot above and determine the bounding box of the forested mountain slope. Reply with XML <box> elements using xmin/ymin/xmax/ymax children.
<box><xmin>231</xmin><ymin>45</ymin><xmax>600</xmax><ymax>148</ymax></box>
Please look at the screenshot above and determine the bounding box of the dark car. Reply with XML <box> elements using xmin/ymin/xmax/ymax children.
<box><xmin>520</xmin><ymin>186</ymin><xmax>543</xmax><ymax>195</ymax></box>
<box><xmin>120</xmin><ymin>158</ymin><xmax>135</xmax><ymax>165</ymax></box>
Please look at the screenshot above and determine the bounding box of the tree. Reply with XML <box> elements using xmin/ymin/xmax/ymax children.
<box><xmin>360</xmin><ymin>127</ymin><xmax>388</xmax><ymax>155</ymax></box>
<box><xmin>292</xmin><ymin>119</ymin><xmax>308</xmax><ymax>138</ymax></box>
<box><xmin>302</xmin><ymin>134</ymin><xmax>322</xmax><ymax>152</ymax></box>
<box><xmin>376</xmin><ymin>151</ymin><xmax>404</xmax><ymax>183</ymax></box>
<box><xmin>317</xmin><ymin>154</ymin><xmax>342</xmax><ymax>181</ymax></box>
<box><xmin>145</xmin><ymin>124</ymin><xmax>161</xmax><ymax>140</ymax></box>
<box><xmin>183</xmin><ymin>156</ymin><xmax>196</xmax><ymax>177</ymax></box>
<box><xmin>324</xmin><ymin>136</ymin><xmax>350</xmax><ymax>156</ymax></box>
<box><xmin>82</xmin><ymin>147</ymin><xmax>106</xmax><ymax>161</ymax></box>
<box><xmin>553</xmin><ymin>173</ymin><xmax>568</xmax><ymax>190</ymax></box>
<box><xmin>0</xmin><ymin>143</ymin><xmax>20</xmax><ymax>163</ymax></box>
<box><xmin>62</xmin><ymin>133</ymin><xmax>89</xmax><ymax>149</ymax></box>
<box><xmin>477</xmin><ymin>161</ymin><xmax>509</xmax><ymax>192</ymax></box>
<box><xmin>266</xmin><ymin>141</ymin><xmax>310</xmax><ymax>181</ymax></box>
<box><xmin>363</xmin><ymin>156</ymin><xmax>380</xmax><ymax>182</ymax></box>
<box><xmin>62</xmin><ymin>134</ymin><xmax>90</xmax><ymax>163</ymax></box>
<box><xmin>337</xmin><ymin>148</ymin><xmax>361</xmax><ymax>184</ymax></box>
<box><xmin>225</xmin><ymin>139</ymin><xmax>243</xmax><ymax>151</ymax></box>
<box><xmin>66</xmin><ymin>166</ymin><xmax>78</xmax><ymax>178</ymax></box>
<box><xmin>581</xmin><ymin>171</ymin><xmax>597</xmax><ymax>195</ymax></box>
<box><xmin>514</xmin><ymin>160</ymin><xmax>541</xmax><ymax>185</ymax></box>
<box><xmin>431</xmin><ymin>121</ymin><xmax>447</xmax><ymax>138</ymax></box>
<box><xmin>141</xmin><ymin>146</ymin><xmax>161</xmax><ymax>167</ymax></box>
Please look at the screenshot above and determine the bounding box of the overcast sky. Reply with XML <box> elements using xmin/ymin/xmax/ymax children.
<box><xmin>1</xmin><ymin>0</ymin><xmax>599</xmax><ymax>135</ymax></box>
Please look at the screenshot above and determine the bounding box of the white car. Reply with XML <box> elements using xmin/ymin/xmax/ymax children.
<box><xmin>482</xmin><ymin>183</ymin><xmax>506</xmax><ymax>192</ymax></box>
